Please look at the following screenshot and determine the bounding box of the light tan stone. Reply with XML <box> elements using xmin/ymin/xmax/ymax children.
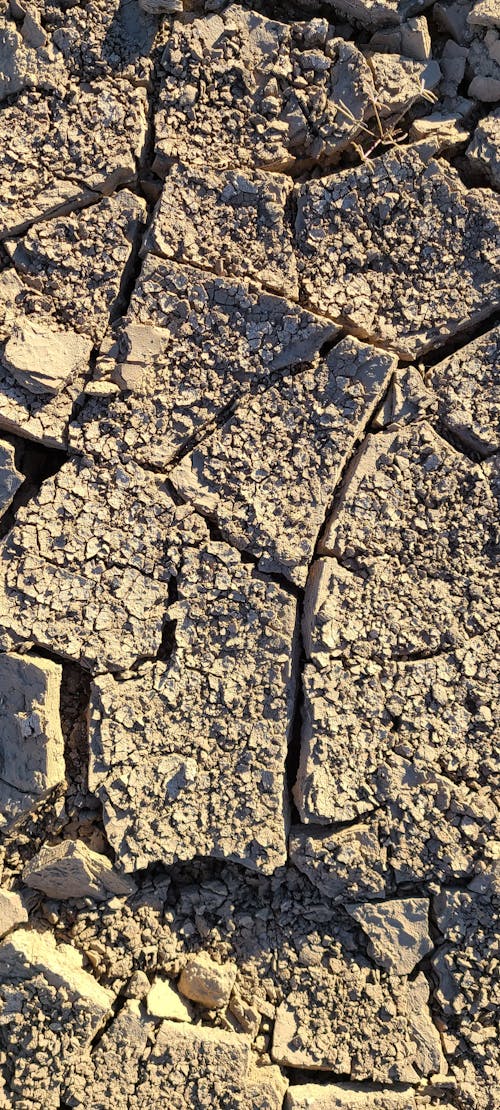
<box><xmin>3</xmin><ymin>320</ymin><xmax>92</xmax><ymax>396</ymax></box>
<box><xmin>146</xmin><ymin>978</ymin><xmax>192</xmax><ymax>1021</ymax></box>
<box><xmin>179</xmin><ymin>952</ymin><xmax>237</xmax><ymax>1009</ymax></box>
<box><xmin>0</xmin><ymin>653</ymin><xmax>65</xmax><ymax>830</ymax></box>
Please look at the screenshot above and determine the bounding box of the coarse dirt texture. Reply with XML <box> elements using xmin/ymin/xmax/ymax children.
<box><xmin>0</xmin><ymin>2</ymin><xmax>498</xmax><ymax>1109</ymax></box>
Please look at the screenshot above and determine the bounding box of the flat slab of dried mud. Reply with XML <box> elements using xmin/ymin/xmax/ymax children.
<box><xmin>0</xmin><ymin>2</ymin><xmax>498</xmax><ymax>1109</ymax></box>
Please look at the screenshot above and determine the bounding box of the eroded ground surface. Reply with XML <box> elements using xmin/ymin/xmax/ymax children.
<box><xmin>0</xmin><ymin>0</ymin><xmax>498</xmax><ymax>1108</ymax></box>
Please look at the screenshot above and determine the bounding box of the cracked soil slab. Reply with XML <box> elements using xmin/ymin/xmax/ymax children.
<box><xmin>295</xmin><ymin>146</ymin><xmax>500</xmax><ymax>357</ymax></box>
<box><xmin>89</xmin><ymin>536</ymin><xmax>298</xmax><ymax>873</ymax></box>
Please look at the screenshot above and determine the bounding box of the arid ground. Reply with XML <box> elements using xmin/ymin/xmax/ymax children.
<box><xmin>0</xmin><ymin>0</ymin><xmax>498</xmax><ymax>1107</ymax></box>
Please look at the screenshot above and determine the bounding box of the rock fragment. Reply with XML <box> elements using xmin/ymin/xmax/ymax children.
<box><xmin>3</xmin><ymin>0</ymin><xmax>157</xmax><ymax>88</ymax></box>
<box><xmin>292</xmin><ymin>762</ymin><xmax>497</xmax><ymax>890</ymax></box>
<box><xmin>170</xmin><ymin>338</ymin><xmax>396</xmax><ymax>585</ymax></box>
<box><xmin>409</xmin><ymin>110</ymin><xmax>471</xmax><ymax>151</ymax></box>
<box><xmin>154</xmin><ymin>7</ymin><xmax>375</xmax><ymax>175</ymax></box>
<box><xmin>466</xmin><ymin>109</ymin><xmax>500</xmax><ymax>188</ymax></box>
<box><xmin>72</xmin><ymin>257</ymin><xmax>336</xmax><ymax>469</ymax></box>
<box><xmin>3</xmin><ymin>320</ymin><xmax>92</xmax><ymax>396</ymax></box>
<box><xmin>371</xmin><ymin>364</ymin><xmax>435</xmax><ymax>429</ymax></box>
<box><xmin>295</xmin><ymin>146</ymin><xmax>500</xmax><ymax>358</ymax></box>
<box><xmin>0</xmin><ymin>439</ymin><xmax>22</xmax><ymax>515</ymax></box>
<box><xmin>468</xmin><ymin>0</ymin><xmax>500</xmax><ymax>30</ymax></box>
<box><xmin>0</xmin><ymin>888</ymin><xmax>28</xmax><ymax>939</ymax></box>
<box><xmin>318</xmin><ymin>0</ymin><xmax>434</xmax><ymax>29</ymax></box>
<box><xmin>401</xmin><ymin>15</ymin><xmax>432</xmax><ymax>59</ymax></box>
<box><xmin>293</xmin><ymin>421</ymin><xmax>498</xmax><ymax>888</ymax></box>
<box><xmin>89</xmin><ymin>537</ymin><xmax>298</xmax><ymax>873</ymax></box>
<box><xmin>143</xmin><ymin>163</ymin><xmax>299</xmax><ymax>299</ymax></box>
<box><xmin>427</xmin><ymin>324</ymin><xmax>499</xmax><ymax>455</ymax></box>
<box><xmin>368</xmin><ymin>53</ymin><xmax>441</xmax><ymax>117</ymax></box>
<box><xmin>179</xmin><ymin>952</ymin><xmax>237</xmax><ymax>1009</ymax></box>
<box><xmin>272</xmin><ymin>968</ymin><xmax>444</xmax><ymax>1080</ymax></box>
<box><xmin>22</xmin><ymin>840</ymin><xmax>137</xmax><ymax>902</ymax></box>
<box><xmin>0</xmin><ymin>83</ymin><xmax>148</xmax><ymax>239</ymax></box>
<box><xmin>286</xmin><ymin>1086</ymin><xmax>423</xmax><ymax>1109</ymax></box>
<box><xmin>466</xmin><ymin>26</ymin><xmax>500</xmax><ymax>102</ymax></box>
<box><xmin>146</xmin><ymin>978</ymin><xmax>192</xmax><ymax>1021</ymax></box>
<box><xmin>0</xmin><ymin>653</ymin><xmax>65</xmax><ymax>830</ymax></box>
<box><xmin>433</xmin><ymin>869</ymin><xmax>499</xmax><ymax>1101</ymax></box>
<box><xmin>247</xmin><ymin>1065</ymin><xmax>288</xmax><ymax>1110</ymax></box>
<box><xmin>347</xmin><ymin>898</ymin><xmax>432</xmax><ymax>975</ymax></box>
<box><xmin>296</xmin><ymin>638</ymin><xmax>499</xmax><ymax>824</ymax></box>
<box><xmin>295</xmin><ymin>423</ymin><xmax>498</xmax><ymax>822</ymax></box>
<box><xmin>289</xmin><ymin>824</ymin><xmax>388</xmax><ymax>902</ymax></box>
<box><xmin>65</xmin><ymin>1005</ymin><xmax>152</xmax><ymax>1110</ymax></box>
<box><xmin>66</xmin><ymin>1006</ymin><xmax>285</xmax><ymax>1109</ymax></box>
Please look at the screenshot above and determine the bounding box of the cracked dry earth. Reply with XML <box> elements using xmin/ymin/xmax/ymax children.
<box><xmin>0</xmin><ymin>1</ymin><xmax>499</xmax><ymax>1109</ymax></box>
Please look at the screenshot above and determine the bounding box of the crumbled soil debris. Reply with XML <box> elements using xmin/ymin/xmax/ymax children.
<box><xmin>0</xmin><ymin>2</ymin><xmax>498</xmax><ymax>1109</ymax></box>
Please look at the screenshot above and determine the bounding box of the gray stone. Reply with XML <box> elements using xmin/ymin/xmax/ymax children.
<box><xmin>0</xmin><ymin>888</ymin><xmax>28</xmax><ymax>939</ymax></box>
<box><xmin>467</xmin><ymin>109</ymin><xmax>500</xmax><ymax>188</ymax></box>
<box><xmin>347</xmin><ymin>898</ymin><xmax>432</xmax><ymax>975</ymax></box>
<box><xmin>0</xmin><ymin>653</ymin><xmax>65</xmax><ymax>830</ymax></box>
<box><xmin>22</xmin><ymin>840</ymin><xmax>137</xmax><ymax>902</ymax></box>
<box><xmin>0</xmin><ymin>440</ymin><xmax>22</xmax><ymax>515</ymax></box>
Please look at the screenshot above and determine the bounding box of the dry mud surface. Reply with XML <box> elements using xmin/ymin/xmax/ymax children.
<box><xmin>0</xmin><ymin>0</ymin><xmax>499</xmax><ymax>1108</ymax></box>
